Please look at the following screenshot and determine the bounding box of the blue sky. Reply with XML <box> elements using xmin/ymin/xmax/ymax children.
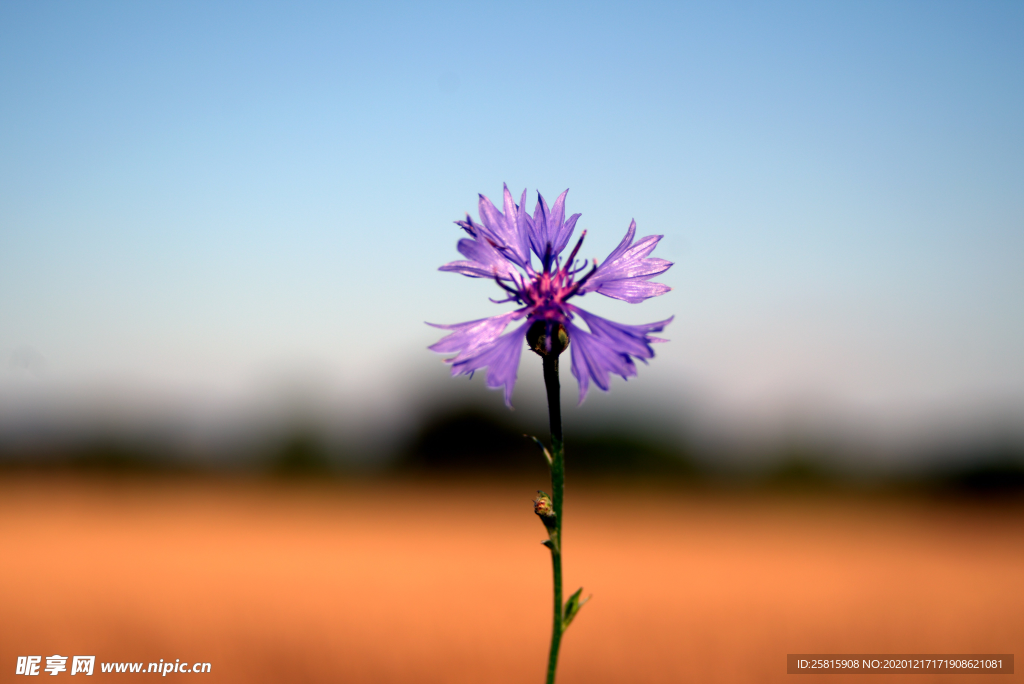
<box><xmin>1</xmin><ymin>1</ymin><xmax>1022</xmax><ymax>441</ymax></box>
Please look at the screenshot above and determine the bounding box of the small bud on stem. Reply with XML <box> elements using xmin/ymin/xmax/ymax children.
<box><xmin>527</xmin><ymin>320</ymin><xmax>569</xmax><ymax>357</ymax></box>
<box><xmin>533</xmin><ymin>490</ymin><xmax>557</xmax><ymax>530</ymax></box>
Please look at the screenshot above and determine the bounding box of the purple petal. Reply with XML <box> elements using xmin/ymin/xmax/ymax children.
<box><xmin>504</xmin><ymin>185</ymin><xmax>532</xmax><ymax>267</ymax></box>
<box><xmin>501</xmin><ymin>186</ymin><xmax>517</xmax><ymax>232</ymax></box>
<box><xmin>573</xmin><ymin>308</ymin><xmax>673</xmax><ymax>360</ymax></box>
<box><xmin>451</xmin><ymin>238</ymin><xmax>518</xmax><ymax>280</ymax></box>
<box><xmin>531</xmin><ymin>189</ymin><xmax>577</xmax><ymax>261</ymax></box>
<box><xmin>564</xmin><ymin>309</ymin><xmax>673</xmax><ymax>403</ymax></box>
<box><xmin>607</xmin><ymin>235</ymin><xmax>666</xmax><ymax>267</ymax></box>
<box><xmin>554</xmin><ymin>212</ymin><xmax>580</xmax><ymax>255</ymax></box>
<box><xmin>448</xmin><ymin>321</ymin><xmax>529</xmax><ymax>406</ymax></box>
<box><xmin>544</xmin><ymin>189</ymin><xmax>577</xmax><ymax>256</ymax></box>
<box><xmin>438</xmin><ymin>260</ymin><xmax>501</xmax><ymax>278</ymax></box>
<box><xmin>454</xmin><ymin>214</ymin><xmax>485</xmax><ymax>238</ymax></box>
<box><xmin>477</xmin><ymin>193</ymin><xmax>506</xmax><ymax>244</ymax></box>
<box><xmin>601</xmin><ymin>218</ymin><xmax>637</xmax><ymax>264</ymax></box>
<box><xmin>530</xmin><ymin>192</ymin><xmax>551</xmax><ymax>261</ymax></box>
<box><xmin>548</xmin><ymin>189</ymin><xmax>567</xmax><ymax>248</ymax></box>
<box><xmin>591</xmin><ymin>279</ymin><xmax>672</xmax><ymax>303</ymax></box>
<box><xmin>565</xmin><ymin>321</ymin><xmax>637</xmax><ymax>403</ymax></box>
<box><xmin>427</xmin><ymin>311</ymin><xmax>520</xmax><ymax>355</ymax></box>
<box><xmin>577</xmin><ymin>220</ymin><xmax>672</xmax><ymax>301</ymax></box>
<box><xmin>516</xmin><ymin>188</ymin><xmax>536</xmax><ymax>262</ymax></box>
<box><xmin>475</xmin><ymin>187</ymin><xmax>532</xmax><ymax>269</ymax></box>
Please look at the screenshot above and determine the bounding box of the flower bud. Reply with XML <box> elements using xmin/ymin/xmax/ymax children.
<box><xmin>533</xmin><ymin>490</ymin><xmax>557</xmax><ymax>530</ymax></box>
<box><xmin>527</xmin><ymin>320</ymin><xmax>569</xmax><ymax>357</ymax></box>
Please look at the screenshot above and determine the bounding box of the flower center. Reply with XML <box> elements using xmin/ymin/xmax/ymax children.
<box><xmin>524</xmin><ymin>269</ymin><xmax>571</xmax><ymax>317</ymax></box>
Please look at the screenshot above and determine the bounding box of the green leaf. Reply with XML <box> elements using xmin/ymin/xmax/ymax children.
<box><xmin>562</xmin><ymin>588</ymin><xmax>591</xmax><ymax>629</ymax></box>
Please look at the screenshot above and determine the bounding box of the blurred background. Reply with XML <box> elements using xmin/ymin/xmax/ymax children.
<box><xmin>1</xmin><ymin>0</ymin><xmax>1023</xmax><ymax>480</ymax></box>
<box><xmin>1</xmin><ymin>1</ymin><xmax>1022</xmax><ymax>682</ymax></box>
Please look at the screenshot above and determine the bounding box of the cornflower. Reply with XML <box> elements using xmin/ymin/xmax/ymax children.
<box><xmin>430</xmin><ymin>185</ymin><xmax>673</xmax><ymax>405</ymax></box>
<box><xmin>428</xmin><ymin>185</ymin><xmax>673</xmax><ymax>684</ymax></box>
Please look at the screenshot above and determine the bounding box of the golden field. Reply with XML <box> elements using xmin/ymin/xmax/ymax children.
<box><xmin>1</xmin><ymin>475</ymin><xmax>1020</xmax><ymax>683</ymax></box>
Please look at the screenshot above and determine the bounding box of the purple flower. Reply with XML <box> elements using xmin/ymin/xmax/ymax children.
<box><xmin>429</xmin><ymin>185</ymin><xmax>673</xmax><ymax>406</ymax></box>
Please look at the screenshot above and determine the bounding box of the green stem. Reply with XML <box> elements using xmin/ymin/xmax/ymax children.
<box><xmin>543</xmin><ymin>354</ymin><xmax>564</xmax><ymax>684</ymax></box>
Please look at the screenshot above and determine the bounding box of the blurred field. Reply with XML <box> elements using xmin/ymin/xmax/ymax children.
<box><xmin>0</xmin><ymin>475</ymin><xmax>1020</xmax><ymax>683</ymax></box>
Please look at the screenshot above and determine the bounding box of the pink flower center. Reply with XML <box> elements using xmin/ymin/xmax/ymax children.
<box><xmin>517</xmin><ymin>232</ymin><xmax>597</xmax><ymax>320</ymax></box>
